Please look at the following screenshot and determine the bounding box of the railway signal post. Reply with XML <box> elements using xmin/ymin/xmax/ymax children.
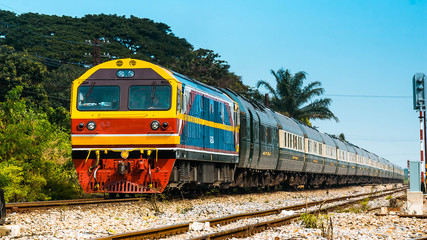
<box><xmin>412</xmin><ymin>73</ymin><xmax>426</xmax><ymax>193</ymax></box>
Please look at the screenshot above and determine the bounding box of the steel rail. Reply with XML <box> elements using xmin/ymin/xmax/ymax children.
<box><xmin>375</xmin><ymin>213</ymin><xmax>427</xmax><ymax>218</ymax></box>
<box><xmin>191</xmin><ymin>188</ymin><xmax>407</xmax><ymax>240</ymax></box>
<box><xmin>93</xmin><ymin>186</ymin><xmax>406</xmax><ymax>240</ymax></box>
<box><xmin>6</xmin><ymin>197</ymin><xmax>146</xmax><ymax>211</ymax></box>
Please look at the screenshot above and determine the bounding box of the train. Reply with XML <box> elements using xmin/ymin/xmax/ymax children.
<box><xmin>70</xmin><ymin>58</ymin><xmax>404</xmax><ymax>196</ymax></box>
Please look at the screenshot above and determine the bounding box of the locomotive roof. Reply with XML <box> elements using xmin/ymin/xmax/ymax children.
<box><xmin>173</xmin><ymin>73</ymin><xmax>231</xmax><ymax>101</ymax></box>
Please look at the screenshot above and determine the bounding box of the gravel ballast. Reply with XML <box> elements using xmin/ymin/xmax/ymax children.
<box><xmin>2</xmin><ymin>184</ymin><xmax>424</xmax><ymax>240</ymax></box>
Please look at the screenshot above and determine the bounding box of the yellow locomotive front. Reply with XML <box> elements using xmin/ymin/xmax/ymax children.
<box><xmin>71</xmin><ymin>59</ymin><xmax>181</xmax><ymax>195</ymax></box>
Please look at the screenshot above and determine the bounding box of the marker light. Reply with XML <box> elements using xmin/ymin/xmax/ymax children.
<box><xmin>87</xmin><ymin>121</ymin><xmax>96</xmax><ymax>131</ymax></box>
<box><xmin>78</xmin><ymin>122</ymin><xmax>85</xmax><ymax>129</ymax></box>
<box><xmin>162</xmin><ymin>122</ymin><xmax>169</xmax><ymax>129</ymax></box>
<box><xmin>150</xmin><ymin>120</ymin><xmax>160</xmax><ymax>130</ymax></box>
<box><xmin>116</xmin><ymin>70</ymin><xmax>135</xmax><ymax>78</ymax></box>
<box><xmin>121</xmin><ymin>151</ymin><xmax>129</xmax><ymax>159</ymax></box>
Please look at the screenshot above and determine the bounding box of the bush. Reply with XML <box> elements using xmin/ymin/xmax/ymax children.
<box><xmin>0</xmin><ymin>86</ymin><xmax>81</xmax><ymax>202</ymax></box>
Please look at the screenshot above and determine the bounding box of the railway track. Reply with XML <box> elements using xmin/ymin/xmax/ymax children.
<box><xmin>6</xmin><ymin>197</ymin><xmax>146</xmax><ymax>212</ymax></box>
<box><xmin>6</xmin><ymin>185</ymin><xmax>398</xmax><ymax>212</ymax></box>
<box><xmin>94</xmin><ymin>186</ymin><xmax>407</xmax><ymax>240</ymax></box>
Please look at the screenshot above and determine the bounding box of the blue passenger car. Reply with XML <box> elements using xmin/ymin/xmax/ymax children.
<box><xmin>174</xmin><ymin>73</ymin><xmax>239</xmax><ymax>163</ymax></box>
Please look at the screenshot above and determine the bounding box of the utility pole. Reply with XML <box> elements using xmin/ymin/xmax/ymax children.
<box><xmin>93</xmin><ymin>38</ymin><xmax>101</xmax><ymax>66</ymax></box>
<box><xmin>84</xmin><ymin>38</ymin><xmax>111</xmax><ymax>66</ymax></box>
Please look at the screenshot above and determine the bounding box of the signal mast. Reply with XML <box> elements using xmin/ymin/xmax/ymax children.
<box><xmin>413</xmin><ymin>73</ymin><xmax>427</xmax><ymax>192</ymax></box>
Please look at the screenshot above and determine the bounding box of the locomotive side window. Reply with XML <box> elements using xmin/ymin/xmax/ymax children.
<box><xmin>129</xmin><ymin>85</ymin><xmax>171</xmax><ymax>110</ymax></box>
<box><xmin>77</xmin><ymin>85</ymin><xmax>120</xmax><ymax>111</ymax></box>
<box><xmin>177</xmin><ymin>88</ymin><xmax>181</xmax><ymax>113</ymax></box>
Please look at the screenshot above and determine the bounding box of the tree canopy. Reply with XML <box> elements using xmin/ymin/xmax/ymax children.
<box><xmin>257</xmin><ymin>68</ymin><xmax>338</xmax><ymax>123</ymax></box>
<box><xmin>0</xmin><ymin>10</ymin><xmax>249</xmax><ymax>95</ymax></box>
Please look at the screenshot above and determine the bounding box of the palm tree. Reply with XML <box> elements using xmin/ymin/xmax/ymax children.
<box><xmin>256</xmin><ymin>68</ymin><xmax>338</xmax><ymax>123</ymax></box>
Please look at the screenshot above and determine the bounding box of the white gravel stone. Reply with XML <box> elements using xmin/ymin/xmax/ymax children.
<box><xmin>0</xmin><ymin>184</ymin><xmax>416</xmax><ymax>240</ymax></box>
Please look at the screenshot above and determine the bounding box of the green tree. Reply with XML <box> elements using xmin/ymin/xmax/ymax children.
<box><xmin>0</xmin><ymin>46</ymin><xmax>71</xmax><ymax>130</ymax></box>
<box><xmin>0</xmin><ymin>46</ymin><xmax>48</xmax><ymax>106</ymax></box>
<box><xmin>0</xmin><ymin>10</ymin><xmax>250</xmax><ymax>96</ymax></box>
<box><xmin>44</xmin><ymin>64</ymin><xmax>85</xmax><ymax>109</ymax></box>
<box><xmin>331</xmin><ymin>133</ymin><xmax>346</xmax><ymax>142</ymax></box>
<box><xmin>0</xmin><ymin>86</ymin><xmax>80</xmax><ymax>202</ymax></box>
<box><xmin>168</xmin><ymin>48</ymin><xmax>249</xmax><ymax>94</ymax></box>
<box><xmin>0</xmin><ymin>11</ymin><xmax>193</xmax><ymax>67</ymax></box>
<box><xmin>257</xmin><ymin>68</ymin><xmax>338</xmax><ymax>123</ymax></box>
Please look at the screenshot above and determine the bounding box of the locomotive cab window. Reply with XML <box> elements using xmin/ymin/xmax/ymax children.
<box><xmin>129</xmin><ymin>85</ymin><xmax>171</xmax><ymax>110</ymax></box>
<box><xmin>77</xmin><ymin>85</ymin><xmax>120</xmax><ymax>111</ymax></box>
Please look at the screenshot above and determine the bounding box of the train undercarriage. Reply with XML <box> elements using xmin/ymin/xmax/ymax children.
<box><xmin>167</xmin><ymin>160</ymin><xmax>400</xmax><ymax>191</ymax></box>
<box><xmin>73</xmin><ymin>148</ymin><xmax>401</xmax><ymax>195</ymax></box>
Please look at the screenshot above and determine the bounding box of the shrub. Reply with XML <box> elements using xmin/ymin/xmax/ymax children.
<box><xmin>0</xmin><ymin>86</ymin><xmax>81</xmax><ymax>202</ymax></box>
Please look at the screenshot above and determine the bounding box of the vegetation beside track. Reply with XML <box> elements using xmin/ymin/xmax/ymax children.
<box><xmin>0</xmin><ymin>10</ymin><xmax>338</xmax><ymax>203</ymax></box>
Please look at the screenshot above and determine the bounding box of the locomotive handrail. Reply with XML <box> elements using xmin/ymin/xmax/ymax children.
<box><xmin>84</xmin><ymin>148</ymin><xmax>159</xmax><ymax>163</ymax></box>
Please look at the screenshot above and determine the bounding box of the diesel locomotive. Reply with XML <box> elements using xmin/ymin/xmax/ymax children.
<box><xmin>70</xmin><ymin>59</ymin><xmax>404</xmax><ymax>195</ymax></box>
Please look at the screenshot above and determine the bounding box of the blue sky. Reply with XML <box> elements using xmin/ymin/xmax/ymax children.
<box><xmin>1</xmin><ymin>0</ymin><xmax>426</xmax><ymax>168</ymax></box>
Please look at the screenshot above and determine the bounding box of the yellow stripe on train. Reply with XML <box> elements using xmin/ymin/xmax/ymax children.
<box><xmin>178</xmin><ymin>113</ymin><xmax>239</xmax><ymax>132</ymax></box>
<box><xmin>72</xmin><ymin>135</ymin><xmax>180</xmax><ymax>145</ymax></box>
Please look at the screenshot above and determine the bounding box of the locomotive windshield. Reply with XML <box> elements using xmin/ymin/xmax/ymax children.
<box><xmin>77</xmin><ymin>85</ymin><xmax>120</xmax><ymax>111</ymax></box>
<box><xmin>129</xmin><ymin>85</ymin><xmax>171</xmax><ymax>110</ymax></box>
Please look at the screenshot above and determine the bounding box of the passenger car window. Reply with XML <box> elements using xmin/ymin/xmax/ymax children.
<box><xmin>77</xmin><ymin>85</ymin><xmax>120</xmax><ymax>111</ymax></box>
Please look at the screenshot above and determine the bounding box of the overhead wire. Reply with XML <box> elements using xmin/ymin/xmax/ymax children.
<box><xmin>0</xmin><ymin>45</ymin><xmax>67</xmax><ymax>67</ymax></box>
<box><xmin>0</xmin><ymin>11</ymin><xmax>124</xmax><ymax>61</ymax></box>
<box><xmin>0</xmin><ymin>7</ymin><xmax>167</xmax><ymax>64</ymax></box>
<box><xmin>0</xmin><ymin>19</ymin><xmax>100</xmax><ymax>46</ymax></box>
<box><xmin>325</xmin><ymin>94</ymin><xmax>411</xmax><ymax>99</ymax></box>
<box><xmin>0</xmin><ymin>3</ymin><xmax>22</xmax><ymax>14</ymax></box>
<box><xmin>0</xmin><ymin>14</ymin><xmax>126</xmax><ymax>57</ymax></box>
<box><xmin>0</xmin><ymin>44</ymin><xmax>89</xmax><ymax>68</ymax></box>
<box><xmin>0</xmin><ymin>46</ymin><xmax>73</xmax><ymax>102</ymax></box>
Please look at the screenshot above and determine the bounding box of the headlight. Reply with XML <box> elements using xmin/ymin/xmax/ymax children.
<box><xmin>151</xmin><ymin>120</ymin><xmax>160</xmax><ymax>130</ymax></box>
<box><xmin>121</xmin><ymin>151</ymin><xmax>129</xmax><ymax>159</ymax></box>
<box><xmin>87</xmin><ymin>121</ymin><xmax>96</xmax><ymax>131</ymax></box>
<box><xmin>116</xmin><ymin>70</ymin><xmax>135</xmax><ymax>78</ymax></box>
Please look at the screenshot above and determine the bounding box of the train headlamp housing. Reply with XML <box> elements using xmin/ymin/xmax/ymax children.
<box><xmin>78</xmin><ymin>122</ymin><xmax>85</xmax><ymax>130</ymax></box>
<box><xmin>150</xmin><ymin>120</ymin><xmax>160</xmax><ymax>130</ymax></box>
<box><xmin>116</xmin><ymin>70</ymin><xmax>135</xmax><ymax>78</ymax></box>
<box><xmin>121</xmin><ymin>151</ymin><xmax>129</xmax><ymax>159</ymax></box>
<box><xmin>87</xmin><ymin>121</ymin><xmax>96</xmax><ymax>131</ymax></box>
